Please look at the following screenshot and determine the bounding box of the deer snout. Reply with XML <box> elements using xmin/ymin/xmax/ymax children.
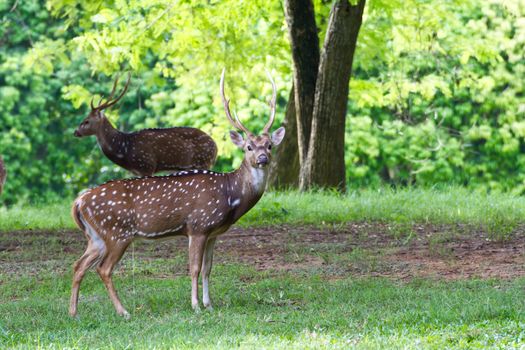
<box><xmin>73</xmin><ymin>129</ymin><xmax>81</xmax><ymax>137</ymax></box>
<box><xmin>256</xmin><ymin>154</ymin><xmax>269</xmax><ymax>166</ymax></box>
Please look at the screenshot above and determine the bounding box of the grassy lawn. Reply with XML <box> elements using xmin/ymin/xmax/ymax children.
<box><xmin>1</xmin><ymin>188</ymin><xmax>525</xmax><ymax>349</ymax></box>
<box><xmin>2</xmin><ymin>187</ymin><xmax>525</xmax><ymax>236</ymax></box>
<box><xmin>0</xmin><ymin>265</ymin><xmax>525</xmax><ymax>348</ymax></box>
<box><xmin>2</xmin><ymin>263</ymin><xmax>524</xmax><ymax>349</ymax></box>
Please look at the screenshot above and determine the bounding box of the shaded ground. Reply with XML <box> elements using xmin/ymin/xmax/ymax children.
<box><xmin>0</xmin><ymin>223</ymin><xmax>524</xmax><ymax>280</ymax></box>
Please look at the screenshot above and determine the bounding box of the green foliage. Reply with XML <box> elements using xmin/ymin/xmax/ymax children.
<box><xmin>0</xmin><ymin>1</ymin><xmax>279</xmax><ymax>204</ymax></box>
<box><xmin>46</xmin><ymin>0</ymin><xmax>292</xmax><ymax>143</ymax></box>
<box><xmin>1</xmin><ymin>0</ymin><xmax>294</xmax><ymax>204</ymax></box>
<box><xmin>348</xmin><ymin>0</ymin><xmax>525</xmax><ymax>192</ymax></box>
<box><xmin>1</xmin><ymin>0</ymin><xmax>525</xmax><ymax>204</ymax></box>
<box><xmin>1</xmin><ymin>1</ymin><xmax>86</xmax><ymax>204</ymax></box>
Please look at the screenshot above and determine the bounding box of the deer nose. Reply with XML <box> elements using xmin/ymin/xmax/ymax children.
<box><xmin>256</xmin><ymin>154</ymin><xmax>268</xmax><ymax>165</ymax></box>
<box><xmin>73</xmin><ymin>130</ymin><xmax>81</xmax><ymax>137</ymax></box>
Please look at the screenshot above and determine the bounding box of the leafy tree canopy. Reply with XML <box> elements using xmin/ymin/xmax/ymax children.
<box><xmin>1</xmin><ymin>0</ymin><xmax>524</xmax><ymax>204</ymax></box>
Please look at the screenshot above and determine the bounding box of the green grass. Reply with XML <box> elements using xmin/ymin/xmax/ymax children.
<box><xmin>1</xmin><ymin>187</ymin><xmax>525</xmax><ymax>349</ymax></box>
<box><xmin>253</xmin><ymin>187</ymin><xmax>525</xmax><ymax>228</ymax></box>
<box><xmin>0</xmin><ymin>202</ymin><xmax>73</xmax><ymax>231</ymax></box>
<box><xmin>1</xmin><ymin>265</ymin><xmax>524</xmax><ymax>349</ymax></box>
<box><xmin>2</xmin><ymin>187</ymin><xmax>525</xmax><ymax>233</ymax></box>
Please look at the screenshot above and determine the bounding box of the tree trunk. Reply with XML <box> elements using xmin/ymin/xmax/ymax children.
<box><xmin>302</xmin><ymin>0</ymin><xmax>366</xmax><ymax>191</ymax></box>
<box><xmin>268</xmin><ymin>88</ymin><xmax>299</xmax><ymax>188</ymax></box>
<box><xmin>284</xmin><ymin>0</ymin><xmax>320</xmax><ymax>184</ymax></box>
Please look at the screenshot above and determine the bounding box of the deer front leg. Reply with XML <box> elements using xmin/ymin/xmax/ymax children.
<box><xmin>188</xmin><ymin>235</ymin><xmax>207</xmax><ymax>312</ymax></box>
<box><xmin>201</xmin><ymin>237</ymin><xmax>217</xmax><ymax>310</ymax></box>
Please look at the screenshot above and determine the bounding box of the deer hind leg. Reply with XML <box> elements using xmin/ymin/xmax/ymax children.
<box><xmin>201</xmin><ymin>237</ymin><xmax>217</xmax><ymax>310</ymax></box>
<box><xmin>96</xmin><ymin>241</ymin><xmax>131</xmax><ymax>318</ymax></box>
<box><xmin>188</xmin><ymin>235</ymin><xmax>207</xmax><ymax>312</ymax></box>
<box><xmin>69</xmin><ymin>241</ymin><xmax>104</xmax><ymax>317</ymax></box>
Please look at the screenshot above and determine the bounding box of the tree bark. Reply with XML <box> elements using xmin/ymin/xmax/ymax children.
<box><xmin>268</xmin><ymin>88</ymin><xmax>299</xmax><ymax>188</ymax></box>
<box><xmin>284</xmin><ymin>0</ymin><xmax>320</xmax><ymax>177</ymax></box>
<box><xmin>302</xmin><ymin>0</ymin><xmax>366</xmax><ymax>191</ymax></box>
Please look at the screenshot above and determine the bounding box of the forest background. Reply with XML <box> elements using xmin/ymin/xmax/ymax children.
<box><xmin>1</xmin><ymin>0</ymin><xmax>524</xmax><ymax>204</ymax></box>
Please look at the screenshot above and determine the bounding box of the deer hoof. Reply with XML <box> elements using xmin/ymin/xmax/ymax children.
<box><xmin>119</xmin><ymin>310</ymin><xmax>131</xmax><ymax>320</ymax></box>
<box><xmin>192</xmin><ymin>304</ymin><xmax>201</xmax><ymax>313</ymax></box>
<box><xmin>205</xmin><ymin>305</ymin><xmax>214</xmax><ymax>312</ymax></box>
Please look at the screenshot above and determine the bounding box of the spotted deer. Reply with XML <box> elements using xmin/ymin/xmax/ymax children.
<box><xmin>69</xmin><ymin>69</ymin><xmax>285</xmax><ymax>318</ymax></box>
<box><xmin>74</xmin><ymin>74</ymin><xmax>217</xmax><ymax>176</ymax></box>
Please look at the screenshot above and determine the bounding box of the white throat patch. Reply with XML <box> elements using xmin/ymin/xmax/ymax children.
<box><xmin>250</xmin><ymin>167</ymin><xmax>267</xmax><ymax>193</ymax></box>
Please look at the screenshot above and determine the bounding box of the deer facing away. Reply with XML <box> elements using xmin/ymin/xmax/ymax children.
<box><xmin>69</xmin><ymin>69</ymin><xmax>285</xmax><ymax>317</ymax></box>
<box><xmin>74</xmin><ymin>74</ymin><xmax>217</xmax><ymax>176</ymax></box>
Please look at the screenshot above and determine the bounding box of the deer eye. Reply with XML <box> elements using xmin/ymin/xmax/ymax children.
<box><xmin>247</xmin><ymin>145</ymin><xmax>253</xmax><ymax>151</ymax></box>
<box><xmin>268</xmin><ymin>144</ymin><xmax>272</xmax><ymax>150</ymax></box>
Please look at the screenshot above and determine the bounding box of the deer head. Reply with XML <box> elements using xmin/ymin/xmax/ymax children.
<box><xmin>220</xmin><ymin>69</ymin><xmax>285</xmax><ymax>169</ymax></box>
<box><xmin>74</xmin><ymin>74</ymin><xmax>131</xmax><ymax>137</ymax></box>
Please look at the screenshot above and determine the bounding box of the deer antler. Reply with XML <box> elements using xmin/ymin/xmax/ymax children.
<box><xmin>91</xmin><ymin>73</ymin><xmax>131</xmax><ymax>111</ymax></box>
<box><xmin>262</xmin><ymin>69</ymin><xmax>277</xmax><ymax>134</ymax></box>
<box><xmin>220</xmin><ymin>69</ymin><xmax>252</xmax><ymax>135</ymax></box>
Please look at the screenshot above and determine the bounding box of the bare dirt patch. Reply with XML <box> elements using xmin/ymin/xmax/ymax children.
<box><xmin>217</xmin><ymin>224</ymin><xmax>525</xmax><ymax>280</ymax></box>
<box><xmin>0</xmin><ymin>224</ymin><xmax>524</xmax><ymax>280</ymax></box>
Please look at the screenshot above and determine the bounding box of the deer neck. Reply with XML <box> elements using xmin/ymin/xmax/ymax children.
<box><xmin>236</xmin><ymin>158</ymin><xmax>268</xmax><ymax>194</ymax></box>
<box><xmin>226</xmin><ymin>158</ymin><xmax>268</xmax><ymax>220</ymax></box>
<box><xmin>95</xmin><ymin>117</ymin><xmax>125</xmax><ymax>157</ymax></box>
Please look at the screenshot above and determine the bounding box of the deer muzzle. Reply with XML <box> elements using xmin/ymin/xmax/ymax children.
<box><xmin>256</xmin><ymin>154</ymin><xmax>269</xmax><ymax>167</ymax></box>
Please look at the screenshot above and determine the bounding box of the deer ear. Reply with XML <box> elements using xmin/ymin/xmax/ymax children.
<box><xmin>229</xmin><ymin>130</ymin><xmax>245</xmax><ymax>148</ymax></box>
<box><xmin>271</xmin><ymin>127</ymin><xmax>285</xmax><ymax>146</ymax></box>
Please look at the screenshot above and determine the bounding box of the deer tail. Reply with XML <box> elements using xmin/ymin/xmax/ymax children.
<box><xmin>71</xmin><ymin>198</ymin><xmax>86</xmax><ymax>232</ymax></box>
